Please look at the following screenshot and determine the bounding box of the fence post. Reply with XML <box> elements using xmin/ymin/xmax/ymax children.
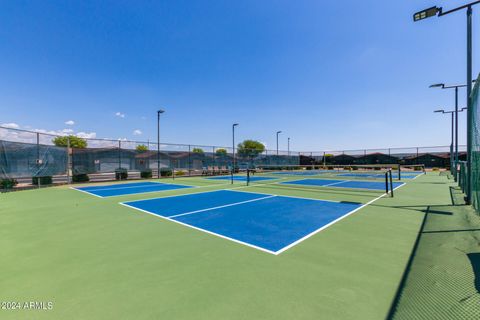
<box><xmin>36</xmin><ymin>132</ymin><xmax>40</xmax><ymax>188</ymax></box>
<box><xmin>67</xmin><ymin>136</ymin><xmax>71</xmax><ymax>184</ymax></box>
<box><xmin>118</xmin><ymin>140</ymin><xmax>121</xmax><ymax>170</ymax></box>
<box><xmin>188</xmin><ymin>145</ymin><xmax>191</xmax><ymax>176</ymax></box>
<box><xmin>212</xmin><ymin>146</ymin><xmax>215</xmax><ymax>167</ymax></box>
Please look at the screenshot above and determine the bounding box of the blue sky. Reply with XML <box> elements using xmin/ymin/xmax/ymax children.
<box><xmin>0</xmin><ymin>0</ymin><xmax>478</xmax><ymax>151</ymax></box>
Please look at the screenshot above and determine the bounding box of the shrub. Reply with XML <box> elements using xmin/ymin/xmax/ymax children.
<box><xmin>52</xmin><ymin>135</ymin><xmax>87</xmax><ymax>148</ymax></box>
<box><xmin>141</xmin><ymin>169</ymin><xmax>152</xmax><ymax>179</ymax></box>
<box><xmin>414</xmin><ymin>166</ymin><xmax>424</xmax><ymax>171</ymax></box>
<box><xmin>72</xmin><ymin>174</ymin><xmax>89</xmax><ymax>183</ymax></box>
<box><xmin>432</xmin><ymin>167</ymin><xmax>440</xmax><ymax>171</ymax></box>
<box><xmin>175</xmin><ymin>170</ymin><xmax>185</xmax><ymax>176</ymax></box>
<box><xmin>160</xmin><ymin>168</ymin><xmax>172</xmax><ymax>177</ymax></box>
<box><xmin>1</xmin><ymin>178</ymin><xmax>18</xmax><ymax>189</ymax></box>
<box><xmin>32</xmin><ymin>176</ymin><xmax>52</xmax><ymax>185</ymax></box>
<box><xmin>237</xmin><ymin>140</ymin><xmax>265</xmax><ymax>158</ymax></box>
<box><xmin>352</xmin><ymin>166</ymin><xmax>358</xmax><ymax>171</ymax></box>
<box><xmin>374</xmin><ymin>167</ymin><xmax>381</xmax><ymax>171</ymax></box>
<box><xmin>344</xmin><ymin>166</ymin><xmax>352</xmax><ymax>171</ymax></box>
<box><xmin>115</xmin><ymin>168</ymin><xmax>128</xmax><ymax>180</ymax></box>
<box><xmin>192</xmin><ymin>148</ymin><xmax>204</xmax><ymax>154</ymax></box>
<box><xmin>215</xmin><ymin>148</ymin><xmax>227</xmax><ymax>156</ymax></box>
<box><xmin>327</xmin><ymin>166</ymin><xmax>334</xmax><ymax>170</ymax></box>
<box><xmin>136</xmin><ymin>144</ymin><xmax>149</xmax><ymax>152</ymax></box>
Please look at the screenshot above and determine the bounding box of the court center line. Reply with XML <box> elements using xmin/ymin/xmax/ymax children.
<box><xmin>167</xmin><ymin>195</ymin><xmax>276</xmax><ymax>218</ymax></box>
<box><xmin>79</xmin><ymin>182</ymin><xmax>173</xmax><ymax>192</ymax></box>
<box><xmin>274</xmin><ymin>191</ymin><xmax>389</xmax><ymax>255</ymax></box>
<box><xmin>323</xmin><ymin>180</ymin><xmax>350</xmax><ymax>187</ymax></box>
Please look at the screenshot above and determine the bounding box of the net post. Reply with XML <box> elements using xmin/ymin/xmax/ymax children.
<box><xmin>389</xmin><ymin>169</ymin><xmax>394</xmax><ymax>197</ymax></box>
<box><xmin>398</xmin><ymin>165</ymin><xmax>401</xmax><ymax>181</ymax></box>
<box><xmin>385</xmin><ymin>171</ymin><xmax>389</xmax><ymax>195</ymax></box>
<box><xmin>246</xmin><ymin>169</ymin><xmax>250</xmax><ymax>186</ymax></box>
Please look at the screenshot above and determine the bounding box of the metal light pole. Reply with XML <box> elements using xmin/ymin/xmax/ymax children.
<box><xmin>232</xmin><ymin>123</ymin><xmax>238</xmax><ymax>184</ymax></box>
<box><xmin>434</xmin><ymin>109</ymin><xmax>466</xmax><ymax>173</ymax></box>
<box><xmin>288</xmin><ymin>137</ymin><xmax>290</xmax><ymax>157</ymax></box>
<box><xmin>414</xmin><ymin>1</ymin><xmax>479</xmax><ymax>203</ymax></box>
<box><xmin>157</xmin><ymin>109</ymin><xmax>165</xmax><ymax>179</ymax></box>
<box><xmin>430</xmin><ymin>82</ymin><xmax>474</xmax><ymax>180</ymax></box>
<box><xmin>276</xmin><ymin>131</ymin><xmax>282</xmax><ymax>156</ymax></box>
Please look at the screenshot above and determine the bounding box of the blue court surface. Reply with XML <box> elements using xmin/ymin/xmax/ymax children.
<box><xmin>269</xmin><ymin>171</ymin><xmax>326</xmax><ymax>176</ymax></box>
<box><xmin>280</xmin><ymin>179</ymin><xmax>405</xmax><ymax>191</ymax></box>
<box><xmin>74</xmin><ymin>181</ymin><xmax>193</xmax><ymax>198</ymax></box>
<box><xmin>338</xmin><ymin>172</ymin><xmax>423</xmax><ymax>179</ymax></box>
<box><xmin>206</xmin><ymin>175</ymin><xmax>276</xmax><ymax>182</ymax></box>
<box><xmin>121</xmin><ymin>190</ymin><xmax>363</xmax><ymax>254</ymax></box>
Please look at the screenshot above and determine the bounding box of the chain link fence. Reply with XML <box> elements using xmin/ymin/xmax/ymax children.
<box><xmin>0</xmin><ymin>125</ymin><xmax>465</xmax><ymax>186</ymax></box>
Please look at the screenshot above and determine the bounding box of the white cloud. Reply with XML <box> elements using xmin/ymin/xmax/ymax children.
<box><xmin>133</xmin><ymin>129</ymin><xmax>142</xmax><ymax>136</ymax></box>
<box><xmin>76</xmin><ymin>132</ymin><xmax>97</xmax><ymax>139</ymax></box>
<box><xmin>115</xmin><ymin>112</ymin><xmax>125</xmax><ymax>118</ymax></box>
<box><xmin>65</xmin><ymin>120</ymin><xmax>75</xmax><ymax>126</ymax></box>
<box><xmin>62</xmin><ymin>129</ymin><xmax>74</xmax><ymax>134</ymax></box>
<box><xmin>1</xmin><ymin>122</ymin><xmax>20</xmax><ymax>129</ymax></box>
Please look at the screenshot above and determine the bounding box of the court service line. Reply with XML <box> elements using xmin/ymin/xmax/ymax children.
<box><xmin>167</xmin><ymin>195</ymin><xmax>277</xmax><ymax>218</ymax></box>
<box><xmin>119</xmin><ymin>202</ymin><xmax>277</xmax><ymax>255</ymax></box>
<box><xmin>274</xmin><ymin>192</ymin><xmax>388</xmax><ymax>255</ymax></box>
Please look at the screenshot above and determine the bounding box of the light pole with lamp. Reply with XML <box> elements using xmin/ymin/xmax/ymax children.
<box><xmin>232</xmin><ymin>123</ymin><xmax>239</xmax><ymax>184</ymax></box>
<box><xmin>157</xmin><ymin>109</ymin><xmax>165</xmax><ymax>179</ymax></box>
<box><xmin>414</xmin><ymin>0</ymin><xmax>479</xmax><ymax>202</ymax></box>
<box><xmin>276</xmin><ymin>131</ymin><xmax>282</xmax><ymax>156</ymax></box>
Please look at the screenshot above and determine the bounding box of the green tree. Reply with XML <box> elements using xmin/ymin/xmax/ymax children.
<box><xmin>215</xmin><ymin>148</ymin><xmax>227</xmax><ymax>156</ymax></box>
<box><xmin>192</xmin><ymin>148</ymin><xmax>204</xmax><ymax>154</ymax></box>
<box><xmin>52</xmin><ymin>135</ymin><xmax>87</xmax><ymax>148</ymax></box>
<box><xmin>136</xmin><ymin>144</ymin><xmax>149</xmax><ymax>152</ymax></box>
<box><xmin>237</xmin><ymin>140</ymin><xmax>265</xmax><ymax>158</ymax></box>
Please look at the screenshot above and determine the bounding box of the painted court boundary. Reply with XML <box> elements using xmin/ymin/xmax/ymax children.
<box><xmin>119</xmin><ymin>189</ymin><xmax>393</xmax><ymax>255</ymax></box>
<box><xmin>280</xmin><ymin>179</ymin><xmax>406</xmax><ymax>192</ymax></box>
<box><xmin>70</xmin><ymin>180</ymin><xmax>239</xmax><ymax>198</ymax></box>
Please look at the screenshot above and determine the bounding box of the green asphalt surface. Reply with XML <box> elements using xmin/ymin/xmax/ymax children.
<box><xmin>1</xmin><ymin>172</ymin><xmax>478</xmax><ymax>319</ymax></box>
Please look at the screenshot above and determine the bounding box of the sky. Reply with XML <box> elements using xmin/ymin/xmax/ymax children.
<box><xmin>0</xmin><ymin>0</ymin><xmax>479</xmax><ymax>152</ymax></box>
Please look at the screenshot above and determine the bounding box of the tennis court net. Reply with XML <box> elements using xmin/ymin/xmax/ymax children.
<box><xmin>246</xmin><ymin>167</ymin><xmax>398</xmax><ymax>198</ymax></box>
<box><xmin>253</xmin><ymin>164</ymin><xmax>425</xmax><ymax>181</ymax></box>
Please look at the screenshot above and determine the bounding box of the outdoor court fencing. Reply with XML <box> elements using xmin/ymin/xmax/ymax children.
<box><xmin>0</xmin><ymin>126</ymin><xmax>299</xmax><ymax>183</ymax></box>
<box><xmin>0</xmin><ymin>125</ymin><xmax>462</xmax><ymax>187</ymax></box>
<box><xmin>469</xmin><ymin>76</ymin><xmax>480</xmax><ymax>213</ymax></box>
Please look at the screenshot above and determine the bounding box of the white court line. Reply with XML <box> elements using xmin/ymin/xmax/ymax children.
<box><xmin>274</xmin><ymin>191</ymin><xmax>389</xmax><ymax>255</ymax></box>
<box><xmin>71</xmin><ymin>185</ymin><xmax>197</xmax><ymax>198</ymax></box>
<box><xmin>69</xmin><ymin>186</ymin><xmax>104</xmax><ymax>198</ymax></box>
<box><xmin>122</xmin><ymin>189</ymin><xmax>266</xmax><ymax>205</ymax></box>
<box><xmin>323</xmin><ymin>180</ymin><xmax>350</xmax><ymax>187</ymax></box>
<box><xmin>227</xmin><ymin>188</ymin><xmax>344</xmax><ymax>204</ymax></box>
<box><xmin>119</xmin><ymin>180</ymin><xmax>409</xmax><ymax>255</ymax></box>
<box><xmin>280</xmin><ymin>179</ymin><xmax>398</xmax><ymax>192</ymax></box>
<box><xmin>391</xmin><ymin>182</ymin><xmax>407</xmax><ymax>192</ymax></box>
<box><xmin>167</xmin><ymin>195</ymin><xmax>276</xmax><ymax>218</ymax></box>
<box><xmin>70</xmin><ymin>180</ymin><xmax>237</xmax><ymax>199</ymax></box>
<box><xmin>79</xmin><ymin>182</ymin><xmax>176</xmax><ymax>192</ymax></box>
<box><xmin>119</xmin><ymin>202</ymin><xmax>277</xmax><ymax>255</ymax></box>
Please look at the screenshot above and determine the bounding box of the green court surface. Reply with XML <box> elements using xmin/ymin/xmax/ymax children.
<box><xmin>0</xmin><ymin>173</ymin><xmax>477</xmax><ymax>319</ymax></box>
